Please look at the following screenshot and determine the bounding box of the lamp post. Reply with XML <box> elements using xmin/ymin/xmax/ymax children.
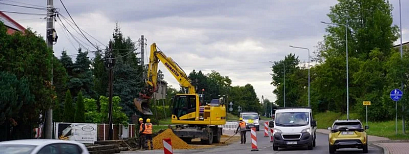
<box><xmin>289</xmin><ymin>45</ymin><xmax>311</xmax><ymax>107</ymax></box>
<box><xmin>321</xmin><ymin>21</ymin><xmax>349</xmax><ymax>120</ymax></box>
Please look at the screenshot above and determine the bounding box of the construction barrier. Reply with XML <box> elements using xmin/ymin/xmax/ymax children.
<box><xmin>250</xmin><ymin>127</ymin><xmax>259</xmax><ymax>151</ymax></box>
<box><xmin>264</xmin><ymin>122</ymin><xmax>269</xmax><ymax>137</ymax></box>
<box><xmin>220</xmin><ymin>122</ymin><xmax>238</xmax><ymax>130</ymax></box>
<box><xmin>270</xmin><ymin>128</ymin><xmax>274</xmax><ymax>142</ymax></box>
<box><xmin>163</xmin><ymin>138</ymin><xmax>173</xmax><ymax>154</ymax></box>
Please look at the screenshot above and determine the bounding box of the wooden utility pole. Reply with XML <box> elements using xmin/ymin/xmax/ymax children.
<box><xmin>107</xmin><ymin>43</ymin><xmax>114</xmax><ymax>140</ymax></box>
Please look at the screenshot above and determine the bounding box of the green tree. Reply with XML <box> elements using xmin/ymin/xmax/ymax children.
<box><xmin>314</xmin><ymin>0</ymin><xmax>399</xmax><ymax>116</ymax></box>
<box><xmin>74</xmin><ymin>91</ymin><xmax>85</xmax><ymax>122</ymax></box>
<box><xmin>270</xmin><ymin>54</ymin><xmax>301</xmax><ymax>107</ymax></box>
<box><xmin>99</xmin><ymin>96</ymin><xmax>128</xmax><ymax>125</ymax></box>
<box><xmin>63</xmin><ymin>90</ymin><xmax>75</xmax><ymax>122</ymax></box>
<box><xmin>109</xmin><ymin>25</ymin><xmax>144</xmax><ymax>119</ymax></box>
<box><xmin>53</xmin><ymin>99</ymin><xmax>62</xmax><ymax>122</ymax></box>
<box><xmin>92</xmin><ymin>50</ymin><xmax>108</xmax><ymax>99</ymax></box>
<box><xmin>0</xmin><ymin>22</ymin><xmax>53</xmax><ymax>140</ymax></box>
<box><xmin>52</xmin><ymin>56</ymin><xmax>68</xmax><ymax>105</ymax></box>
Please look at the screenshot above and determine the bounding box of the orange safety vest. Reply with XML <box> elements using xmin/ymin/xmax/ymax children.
<box><xmin>239</xmin><ymin>121</ymin><xmax>246</xmax><ymax>129</ymax></box>
<box><xmin>143</xmin><ymin>123</ymin><xmax>153</xmax><ymax>134</ymax></box>
<box><xmin>139</xmin><ymin>123</ymin><xmax>144</xmax><ymax>132</ymax></box>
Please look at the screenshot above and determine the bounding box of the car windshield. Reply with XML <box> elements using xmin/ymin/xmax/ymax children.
<box><xmin>333</xmin><ymin>122</ymin><xmax>362</xmax><ymax>129</ymax></box>
<box><xmin>0</xmin><ymin>144</ymin><xmax>37</xmax><ymax>154</ymax></box>
<box><xmin>275</xmin><ymin>112</ymin><xmax>309</xmax><ymax>126</ymax></box>
<box><xmin>242</xmin><ymin>114</ymin><xmax>258</xmax><ymax>120</ymax></box>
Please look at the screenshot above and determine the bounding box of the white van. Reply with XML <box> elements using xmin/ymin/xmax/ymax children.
<box><xmin>240</xmin><ymin>112</ymin><xmax>260</xmax><ymax>131</ymax></box>
<box><xmin>269</xmin><ymin>108</ymin><xmax>317</xmax><ymax>151</ymax></box>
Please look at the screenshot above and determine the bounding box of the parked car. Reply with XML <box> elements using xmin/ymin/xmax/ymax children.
<box><xmin>240</xmin><ymin>112</ymin><xmax>260</xmax><ymax>131</ymax></box>
<box><xmin>271</xmin><ymin>107</ymin><xmax>317</xmax><ymax>151</ymax></box>
<box><xmin>328</xmin><ymin>119</ymin><xmax>369</xmax><ymax>153</ymax></box>
<box><xmin>0</xmin><ymin>139</ymin><xmax>89</xmax><ymax>154</ymax></box>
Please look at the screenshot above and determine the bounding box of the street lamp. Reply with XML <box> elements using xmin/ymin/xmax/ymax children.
<box><xmin>321</xmin><ymin>21</ymin><xmax>349</xmax><ymax>119</ymax></box>
<box><xmin>289</xmin><ymin>45</ymin><xmax>311</xmax><ymax>107</ymax></box>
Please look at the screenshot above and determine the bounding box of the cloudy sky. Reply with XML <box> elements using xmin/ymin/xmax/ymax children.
<box><xmin>2</xmin><ymin>0</ymin><xmax>408</xmax><ymax>102</ymax></box>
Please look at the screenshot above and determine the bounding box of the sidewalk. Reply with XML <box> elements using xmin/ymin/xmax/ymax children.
<box><xmin>317</xmin><ymin>129</ymin><xmax>409</xmax><ymax>154</ymax></box>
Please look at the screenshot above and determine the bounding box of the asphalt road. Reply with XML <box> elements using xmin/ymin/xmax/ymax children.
<box><xmin>120</xmin><ymin>121</ymin><xmax>383</xmax><ymax>154</ymax></box>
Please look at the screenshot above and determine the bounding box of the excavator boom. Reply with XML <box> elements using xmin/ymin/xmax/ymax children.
<box><xmin>135</xmin><ymin>43</ymin><xmax>196</xmax><ymax>115</ymax></box>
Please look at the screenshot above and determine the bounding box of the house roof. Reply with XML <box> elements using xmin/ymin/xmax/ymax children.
<box><xmin>393</xmin><ymin>41</ymin><xmax>409</xmax><ymax>48</ymax></box>
<box><xmin>0</xmin><ymin>11</ymin><xmax>26</xmax><ymax>32</ymax></box>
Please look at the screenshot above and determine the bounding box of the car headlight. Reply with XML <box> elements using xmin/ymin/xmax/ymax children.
<box><xmin>273</xmin><ymin>128</ymin><xmax>282</xmax><ymax>133</ymax></box>
<box><xmin>301</xmin><ymin>128</ymin><xmax>311</xmax><ymax>134</ymax></box>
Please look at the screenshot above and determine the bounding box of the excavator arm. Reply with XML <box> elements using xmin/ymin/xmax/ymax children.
<box><xmin>135</xmin><ymin>43</ymin><xmax>196</xmax><ymax>115</ymax></box>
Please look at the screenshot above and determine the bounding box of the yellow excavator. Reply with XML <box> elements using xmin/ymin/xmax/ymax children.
<box><xmin>134</xmin><ymin>43</ymin><xmax>226</xmax><ymax>144</ymax></box>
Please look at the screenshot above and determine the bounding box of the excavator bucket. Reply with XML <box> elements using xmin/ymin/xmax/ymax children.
<box><xmin>134</xmin><ymin>98</ymin><xmax>153</xmax><ymax>115</ymax></box>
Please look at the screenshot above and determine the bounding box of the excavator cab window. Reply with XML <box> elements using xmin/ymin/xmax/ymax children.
<box><xmin>173</xmin><ymin>95</ymin><xmax>196</xmax><ymax>119</ymax></box>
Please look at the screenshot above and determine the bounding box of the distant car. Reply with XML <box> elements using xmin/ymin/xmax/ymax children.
<box><xmin>328</xmin><ymin>119</ymin><xmax>369</xmax><ymax>153</ymax></box>
<box><xmin>0</xmin><ymin>139</ymin><xmax>90</xmax><ymax>154</ymax></box>
<box><xmin>240</xmin><ymin>112</ymin><xmax>260</xmax><ymax>131</ymax></box>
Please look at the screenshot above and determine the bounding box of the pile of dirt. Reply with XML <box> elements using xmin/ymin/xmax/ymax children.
<box><xmin>152</xmin><ymin>129</ymin><xmax>193</xmax><ymax>150</ymax></box>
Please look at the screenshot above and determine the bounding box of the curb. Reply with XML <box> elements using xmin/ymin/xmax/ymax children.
<box><xmin>372</xmin><ymin>143</ymin><xmax>389</xmax><ymax>154</ymax></box>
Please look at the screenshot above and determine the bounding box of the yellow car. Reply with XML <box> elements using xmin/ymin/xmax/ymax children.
<box><xmin>328</xmin><ymin>119</ymin><xmax>369</xmax><ymax>153</ymax></box>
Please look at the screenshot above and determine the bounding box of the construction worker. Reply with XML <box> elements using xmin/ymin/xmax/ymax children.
<box><xmin>138</xmin><ymin>118</ymin><xmax>145</xmax><ymax>150</ymax></box>
<box><xmin>235</xmin><ymin>117</ymin><xmax>247</xmax><ymax>144</ymax></box>
<box><xmin>143</xmin><ymin>118</ymin><xmax>153</xmax><ymax>150</ymax></box>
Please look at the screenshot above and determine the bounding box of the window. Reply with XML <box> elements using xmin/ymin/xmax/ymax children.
<box><xmin>333</xmin><ymin>122</ymin><xmax>362</xmax><ymax>130</ymax></box>
<box><xmin>37</xmin><ymin>144</ymin><xmax>59</xmax><ymax>154</ymax></box>
<box><xmin>0</xmin><ymin>144</ymin><xmax>36</xmax><ymax>154</ymax></box>
<box><xmin>59</xmin><ymin>144</ymin><xmax>82</xmax><ymax>154</ymax></box>
<box><xmin>275</xmin><ymin>112</ymin><xmax>309</xmax><ymax>126</ymax></box>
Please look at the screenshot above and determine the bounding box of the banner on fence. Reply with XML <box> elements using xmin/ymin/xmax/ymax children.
<box><xmin>54</xmin><ymin>122</ymin><xmax>97</xmax><ymax>144</ymax></box>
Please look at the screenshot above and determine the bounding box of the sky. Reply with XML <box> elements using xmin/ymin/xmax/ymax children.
<box><xmin>2</xmin><ymin>0</ymin><xmax>408</xmax><ymax>103</ymax></box>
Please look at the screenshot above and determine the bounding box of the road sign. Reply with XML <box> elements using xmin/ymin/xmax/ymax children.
<box><xmin>390</xmin><ymin>89</ymin><xmax>403</xmax><ymax>101</ymax></box>
<box><xmin>363</xmin><ymin>101</ymin><xmax>371</xmax><ymax>106</ymax></box>
<box><xmin>229</xmin><ymin>107</ymin><xmax>233</xmax><ymax>112</ymax></box>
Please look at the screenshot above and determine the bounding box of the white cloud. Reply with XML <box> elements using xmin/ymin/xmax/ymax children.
<box><xmin>3</xmin><ymin>0</ymin><xmax>408</xmax><ymax>103</ymax></box>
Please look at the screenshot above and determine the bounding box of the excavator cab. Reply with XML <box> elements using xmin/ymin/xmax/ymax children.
<box><xmin>172</xmin><ymin>94</ymin><xmax>197</xmax><ymax>120</ymax></box>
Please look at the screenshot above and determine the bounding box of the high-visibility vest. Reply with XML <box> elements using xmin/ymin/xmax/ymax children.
<box><xmin>143</xmin><ymin>123</ymin><xmax>153</xmax><ymax>134</ymax></box>
<box><xmin>139</xmin><ymin>123</ymin><xmax>144</xmax><ymax>132</ymax></box>
<box><xmin>239</xmin><ymin>121</ymin><xmax>246</xmax><ymax>129</ymax></box>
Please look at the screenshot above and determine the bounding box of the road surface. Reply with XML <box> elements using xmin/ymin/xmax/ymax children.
<box><xmin>120</xmin><ymin>121</ymin><xmax>383</xmax><ymax>154</ymax></box>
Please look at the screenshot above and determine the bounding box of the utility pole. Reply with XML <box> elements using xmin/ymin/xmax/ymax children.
<box><xmin>45</xmin><ymin>0</ymin><xmax>56</xmax><ymax>139</ymax></box>
<box><xmin>399</xmin><ymin>0</ymin><xmax>405</xmax><ymax>134</ymax></box>
<box><xmin>140</xmin><ymin>35</ymin><xmax>146</xmax><ymax>82</ymax></box>
<box><xmin>107</xmin><ymin>43</ymin><xmax>115</xmax><ymax>140</ymax></box>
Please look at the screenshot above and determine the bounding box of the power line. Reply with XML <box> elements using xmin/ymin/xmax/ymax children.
<box><xmin>0</xmin><ymin>2</ymin><xmax>46</xmax><ymax>10</ymax></box>
<box><xmin>56</xmin><ymin>13</ymin><xmax>94</xmax><ymax>49</ymax></box>
<box><xmin>56</xmin><ymin>19</ymin><xmax>79</xmax><ymax>50</ymax></box>
<box><xmin>59</xmin><ymin>0</ymin><xmax>98</xmax><ymax>50</ymax></box>
<box><xmin>57</xmin><ymin>13</ymin><xmax>106</xmax><ymax>47</ymax></box>
<box><xmin>0</xmin><ymin>0</ymin><xmax>45</xmax><ymax>8</ymax></box>
<box><xmin>56</xmin><ymin>15</ymin><xmax>90</xmax><ymax>51</ymax></box>
<box><xmin>0</xmin><ymin>10</ymin><xmax>46</xmax><ymax>16</ymax></box>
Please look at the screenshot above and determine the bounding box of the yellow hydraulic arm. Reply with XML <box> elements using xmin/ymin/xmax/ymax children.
<box><xmin>147</xmin><ymin>43</ymin><xmax>196</xmax><ymax>94</ymax></box>
<box><xmin>135</xmin><ymin>43</ymin><xmax>196</xmax><ymax>115</ymax></box>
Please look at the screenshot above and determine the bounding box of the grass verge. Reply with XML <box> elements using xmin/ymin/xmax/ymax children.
<box><xmin>153</xmin><ymin>125</ymin><xmax>169</xmax><ymax>134</ymax></box>
<box><xmin>158</xmin><ymin>117</ymin><xmax>172</xmax><ymax>125</ymax></box>
<box><xmin>314</xmin><ymin>111</ymin><xmax>409</xmax><ymax>140</ymax></box>
<box><xmin>260</xmin><ymin>116</ymin><xmax>273</xmax><ymax>120</ymax></box>
<box><xmin>227</xmin><ymin>113</ymin><xmax>239</xmax><ymax>121</ymax></box>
